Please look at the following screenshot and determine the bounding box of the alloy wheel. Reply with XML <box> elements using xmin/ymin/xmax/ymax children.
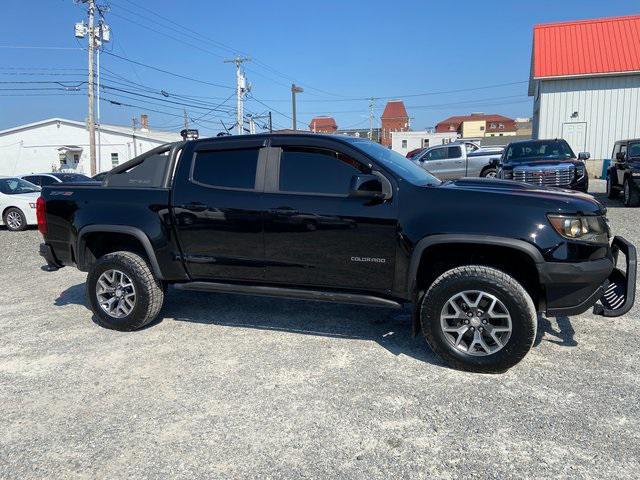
<box><xmin>96</xmin><ymin>269</ymin><xmax>136</xmax><ymax>318</ymax></box>
<box><xmin>440</xmin><ymin>290</ymin><xmax>512</xmax><ymax>356</ymax></box>
<box><xmin>6</xmin><ymin>211</ymin><xmax>22</xmax><ymax>230</ymax></box>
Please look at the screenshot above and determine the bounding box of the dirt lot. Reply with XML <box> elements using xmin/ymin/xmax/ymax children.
<box><xmin>1</xmin><ymin>180</ymin><xmax>639</xmax><ymax>479</ymax></box>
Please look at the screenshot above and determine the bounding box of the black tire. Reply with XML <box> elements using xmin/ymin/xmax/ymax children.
<box><xmin>606</xmin><ymin>170</ymin><xmax>620</xmax><ymax>199</ymax></box>
<box><xmin>481</xmin><ymin>167</ymin><xmax>497</xmax><ymax>178</ymax></box>
<box><xmin>623</xmin><ymin>178</ymin><xmax>640</xmax><ymax>207</ymax></box>
<box><xmin>420</xmin><ymin>265</ymin><xmax>537</xmax><ymax>373</ymax></box>
<box><xmin>86</xmin><ymin>251</ymin><xmax>164</xmax><ymax>331</ymax></box>
<box><xmin>3</xmin><ymin>207</ymin><xmax>27</xmax><ymax>232</ymax></box>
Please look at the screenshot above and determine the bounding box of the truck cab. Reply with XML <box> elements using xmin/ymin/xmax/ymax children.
<box><xmin>413</xmin><ymin>142</ymin><xmax>501</xmax><ymax>179</ymax></box>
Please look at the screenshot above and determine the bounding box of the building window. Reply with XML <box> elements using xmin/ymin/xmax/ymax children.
<box><xmin>59</xmin><ymin>153</ymin><xmax>66</xmax><ymax>167</ymax></box>
<box><xmin>111</xmin><ymin>153</ymin><xmax>119</xmax><ymax>167</ymax></box>
<box><xmin>498</xmin><ymin>123</ymin><xmax>504</xmax><ymax>129</ymax></box>
<box><xmin>490</xmin><ymin>123</ymin><xmax>497</xmax><ymax>129</ymax></box>
<box><xmin>480</xmin><ymin>126</ymin><xmax>485</xmax><ymax>131</ymax></box>
<box><xmin>401</xmin><ymin>140</ymin><xmax>407</xmax><ymax>148</ymax></box>
<box><xmin>73</xmin><ymin>154</ymin><xmax>80</xmax><ymax>162</ymax></box>
<box><xmin>499</xmin><ymin>133</ymin><xmax>503</xmax><ymax>137</ymax></box>
<box><xmin>449</xmin><ymin>125</ymin><xmax>455</xmax><ymax>131</ymax></box>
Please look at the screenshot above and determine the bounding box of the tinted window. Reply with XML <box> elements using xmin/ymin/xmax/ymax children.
<box><xmin>424</xmin><ymin>148</ymin><xmax>446</xmax><ymax>161</ymax></box>
<box><xmin>279</xmin><ymin>147</ymin><xmax>366</xmax><ymax>195</ymax></box>
<box><xmin>193</xmin><ymin>148</ymin><xmax>259</xmax><ymax>189</ymax></box>
<box><xmin>53</xmin><ymin>173</ymin><xmax>93</xmax><ymax>183</ymax></box>
<box><xmin>447</xmin><ymin>146</ymin><xmax>462</xmax><ymax>158</ymax></box>
<box><xmin>22</xmin><ymin>175</ymin><xmax>41</xmax><ymax>186</ymax></box>
<box><xmin>108</xmin><ymin>148</ymin><xmax>171</xmax><ymax>188</ymax></box>
<box><xmin>39</xmin><ymin>176</ymin><xmax>58</xmax><ymax>186</ymax></box>
<box><xmin>629</xmin><ymin>143</ymin><xmax>640</xmax><ymax>158</ymax></box>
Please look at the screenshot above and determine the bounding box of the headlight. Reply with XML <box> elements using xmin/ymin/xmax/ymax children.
<box><xmin>547</xmin><ymin>214</ymin><xmax>608</xmax><ymax>244</ymax></box>
<box><xmin>502</xmin><ymin>169</ymin><xmax>513</xmax><ymax>179</ymax></box>
<box><xmin>576</xmin><ymin>164</ymin><xmax>585</xmax><ymax>178</ymax></box>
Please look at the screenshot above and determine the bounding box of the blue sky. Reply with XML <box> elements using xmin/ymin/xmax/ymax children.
<box><xmin>1</xmin><ymin>0</ymin><xmax>639</xmax><ymax>135</ymax></box>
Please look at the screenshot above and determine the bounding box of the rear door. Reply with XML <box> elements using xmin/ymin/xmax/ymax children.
<box><xmin>171</xmin><ymin>138</ymin><xmax>268</xmax><ymax>281</ymax></box>
<box><xmin>262</xmin><ymin>137</ymin><xmax>397</xmax><ymax>292</ymax></box>
<box><xmin>420</xmin><ymin>146</ymin><xmax>465</xmax><ymax>179</ymax></box>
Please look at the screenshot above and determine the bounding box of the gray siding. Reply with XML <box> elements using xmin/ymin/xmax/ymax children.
<box><xmin>536</xmin><ymin>74</ymin><xmax>640</xmax><ymax>159</ymax></box>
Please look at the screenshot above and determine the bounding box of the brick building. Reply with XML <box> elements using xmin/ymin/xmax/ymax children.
<box><xmin>309</xmin><ymin>116</ymin><xmax>338</xmax><ymax>133</ymax></box>
<box><xmin>380</xmin><ymin>100</ymin><xmax>409</xmax><ymax>146</ymax></box>
<box><xmin>435</xmin><ymin>113</ymin><xmax>517</xmax><ymax>137</ymax></box>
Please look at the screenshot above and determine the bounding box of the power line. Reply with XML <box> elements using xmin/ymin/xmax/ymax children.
<box><xmin>100</xmin><ymin>50</ymin><xmax>233</xmax><ymax>89</ymax></box>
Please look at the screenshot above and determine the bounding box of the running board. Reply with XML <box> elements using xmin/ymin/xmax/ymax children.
<box><xmin>174</xmin><ymin>282</ymin><xmax>403</xmax><ymax>309</ymax></box>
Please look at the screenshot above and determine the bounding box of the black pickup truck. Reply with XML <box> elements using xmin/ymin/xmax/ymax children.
<box><xmin>38</xmin><ymin>134</ymin><xmax>636</xmax><ymax>373</ymax></box>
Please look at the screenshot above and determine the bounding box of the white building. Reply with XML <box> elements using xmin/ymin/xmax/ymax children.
<box><xmin>0</xmin><ymin>117</ymin><xmax>181</xmax><ymax>176</ymax></box>
<box><xmin>530</xmin><ymin>14</ymin><xmax>640</xmax><ymax>174</ymax></box>
<box><xmin>391</xmin><ymin>131</ymin><xmax>458</xmax><ymax>156</ymax></box>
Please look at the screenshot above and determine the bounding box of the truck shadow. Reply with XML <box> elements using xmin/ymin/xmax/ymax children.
<box><xmin>534</xmin><ymin>315</ymin><xmax>577</xmax><ymax>347</ymax></box>
<box><xmin>55</xmin><ymin>284</ymin><xmax>445</xmax><ymax>367</ymax></box>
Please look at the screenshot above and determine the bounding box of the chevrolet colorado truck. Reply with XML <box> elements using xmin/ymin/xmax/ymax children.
<box><xmin>37</xmin><ymin>134</ymin><xmax>636</xmax><ymax>372</ymax></box>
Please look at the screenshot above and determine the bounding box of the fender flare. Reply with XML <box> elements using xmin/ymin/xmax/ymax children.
<box><xmin>407</xmin><ymin>234</ymin><xmax>544</xmax><ymax>298</ymax></box>
<box><xmin>76</xmin><ymin>225</ymin><xmax>164</xmax><ymax>279</ymax></box>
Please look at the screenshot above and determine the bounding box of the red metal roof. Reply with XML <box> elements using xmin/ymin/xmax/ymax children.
<box><xmin>532</xmin><ymin>14</ymin><xmax>640</xmax><ymax>78</ymax></box>
<box><xmin>381</xmin><ymin>100</ymin><xmax>408</xmax><ymax>119</ymax></box>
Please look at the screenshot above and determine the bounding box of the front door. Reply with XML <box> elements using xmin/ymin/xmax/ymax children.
<box><xmin>562</xmin><ymin>122</ymin><xmax>587</xmax><ymax>155</ymax></box>
<box><xmin>172</xmin><ymin>139</ymin><xmax>267</xmax><ymax>281</ymax></box>
<box><xmin>420</xmin><ymin>145</ymin><xmax>464</xmax><ymax>179</ymax></box>
<box><xmin>263</xmin><ymin>138</ymin><xmax>398</xmax><ymax>292</ymax></box>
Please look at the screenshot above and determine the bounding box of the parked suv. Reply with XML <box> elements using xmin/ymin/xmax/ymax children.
<box><xmin>38</xmin><ymin>134</ymin><xmax>635</xmax><ymax>373</ymax></box>
<box><xmin>606</xmin><ymin>139</ymin><xmax>640</xmax><ymax>206</ymax></box>
<box><xmin>497</xmin><ymin>139</ymin><xmax>589</xmax><ymax>191</ymax></box>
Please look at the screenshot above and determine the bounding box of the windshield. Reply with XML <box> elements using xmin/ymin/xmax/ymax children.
<box><xmin>505</xmin><ymin>140</ymin><xmax>574</xmax><ymax>163</ymax></box>
<box><xmin>0</xmin><ymin>178</ymin><xmax>40</xmax><ymax>195</ymax></box>
<box><xmin>347</xmin><ymin>139</ymin><xmax>441</xmax><ymax>186</ymax></box>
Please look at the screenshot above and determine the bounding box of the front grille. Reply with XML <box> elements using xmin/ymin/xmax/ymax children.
<box><xmin>513</xmin><ymin>165</ymin><xmax>575</xmax><ymax>187</ymax></box>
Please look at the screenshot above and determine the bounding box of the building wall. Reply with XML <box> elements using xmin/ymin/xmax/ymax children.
<box><xmin>485</xmin><ymin>131</ymin><xmax>517</xmax><ymax>137</ymax></box>
<box><xmin>535</xmin><ymin>74</ymin><xmax>640</xmax><ymax>161</ymax></box>
<box><xmin>0</xmin><ymin>122</ymin><xmax>170</xmax><ymax>176</ymax></box>
<box><xmin>381</xmin><ymin>118</ymin><xmax>409</xmax><ymax>147</ymax></box>
<box><xmin>391</xmin><ymin>131</ymin><xmax>458</xmax><ymax>155</ymax></box>
<box><xmin>461</xmin><ymin>120</ymin><xmax>485</xmax><ymax>138</ymax></box>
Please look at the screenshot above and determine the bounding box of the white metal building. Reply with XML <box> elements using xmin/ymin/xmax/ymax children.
<box><xmin>530</xmin><ymin>15</ymin><xmax>640</xmax><ymax>171</ymax></box>
<box><xmin>391</xmin><ymin>131</ymin><xmax>458</xmax><ymax>156</ymax></box>
<box><xmin>0</xmin><ymin>117</ymin><xmax>180</xmax><ymax>176</ymax></box>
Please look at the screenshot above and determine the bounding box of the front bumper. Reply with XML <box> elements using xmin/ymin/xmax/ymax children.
<box><xmin>540</xmin><ymin>236</ymin><xmax>636</xmax><ymax>317</ymax></box>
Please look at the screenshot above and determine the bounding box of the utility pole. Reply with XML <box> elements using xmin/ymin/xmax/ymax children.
<box><xmin>291</xmin><ymin>84</ymin><xmax>304</xmax><ymax>130</ymax></box>
<box><xmin>183</xmin><ymin>108</ymin><xmax>189</xmax><ymax>130</ymax></box>
<box><xmin>224</xmin><ymin>57</ymin><xmax>251</xmax><ymax>135</ymax></box>
<box><xmin>132</xmin><ymin>117</ymin><xmax>138</xmax><ymax>157</ymax></box>
<box><xmin>75</xmin><ymin>1</ymin><xmax>109</xmax><ymax>175</ymax></box>
<box><xmin>268</xmin><ymin>111</ymin><xmax>272</xmax><ymax>133</ymax></box>
<box><xmin>368</xmin><ymin>97</ymin><xmax>375</xmax><ymax>141</ymax></box>
<box><xmin>87</xmin><ymin>0</ymin><xmax>96</xmax><ymax>176</ymax></box>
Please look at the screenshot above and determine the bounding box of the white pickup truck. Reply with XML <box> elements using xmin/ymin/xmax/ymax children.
<box><xmin>413</xmin><ymin>142</ymin><xmax>503</xmax><ymax>180</ymax></box>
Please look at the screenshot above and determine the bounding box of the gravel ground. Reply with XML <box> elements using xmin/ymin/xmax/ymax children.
<box><xmin>1</xmin><ymin>179</ymin><xmax>639</xmax><ymax>479</ymax></box>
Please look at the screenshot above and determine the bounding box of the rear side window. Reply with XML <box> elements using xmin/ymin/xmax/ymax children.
<box><xmin>193</xmin><ymin>148</ymin><xmax>259</xmax><ymax>190</ymax></box>
<box><xmin>279</xmin><ymin>146</ymin><xmax>366</xmax><ymax>195</ymax></box>
<box><xmin>447</xmin><ymin>146</ymin><xmax>462</xmax><ymax>158</ymax></box>
<box><xmin>22</xmin><ymin>175</ymin><xmax>41</xmax><ymax>185</ymax></box>
<box><xmin>107</xmin><ymin>147</ymin><xmax>171</xmax><ymax>188</ymax></box>
<box><xmin>39</xmin><ymin>176</ymin><xmax>58</xmax><ymax>186</ymax></box>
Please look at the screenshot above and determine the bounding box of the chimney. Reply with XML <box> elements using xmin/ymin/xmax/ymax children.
<box><xmin>140</xmin><ymin>114</ymin><xmax>149</xmax><ymax>132</ymax></box>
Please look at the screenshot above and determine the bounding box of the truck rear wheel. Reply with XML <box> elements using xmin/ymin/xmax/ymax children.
<box><xmin>623</xmin><ymin>178</ymin><xmax>640</xmax><ymax>207</ymax></box>
<box><xmin>420</xmin><ymin>265</ymin><xmax>536</xmax><ymax>373</ymax></box>
<box><xmin>87</xmin><ymin>251</ymin><xmax>164</xmax><ymax>331</ymax></box>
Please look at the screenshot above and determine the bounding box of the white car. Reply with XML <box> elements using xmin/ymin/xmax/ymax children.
<box><xmin>0</xmin><ymin>177</ymin><xmax>40</xmax><ymax>232</ymax></box>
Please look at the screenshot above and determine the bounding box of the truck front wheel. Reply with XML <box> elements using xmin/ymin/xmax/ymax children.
<box><xmin>87</xmin><ymin>251</ymin><xmax>165</xmax><ymax>331</ymax></box>
<box><xmin>420</xmin><ymin>265</ymin><xmax>537</xmax><ymax>373</ymax></box>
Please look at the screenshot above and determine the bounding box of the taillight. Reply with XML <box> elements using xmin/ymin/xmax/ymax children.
<box><xmin>36</xmin><ymin>196</ymin><xmax>47</xmax><ymax>235</ymax></box>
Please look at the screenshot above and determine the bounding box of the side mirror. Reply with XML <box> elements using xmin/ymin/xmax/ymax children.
<box><xmin>578</xmin><ymin>152</ymin><xmax>590</xmax><ymax>160</ymax></box>
<box><xmin>349</xmin><ymin>174</ymin><xmax>389</xmax><ymax>200</ymax></box>
<box><xmin>616</xmin><ymin>152</ymin><xmax>626</xmax><ymax>161</ymax></box>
